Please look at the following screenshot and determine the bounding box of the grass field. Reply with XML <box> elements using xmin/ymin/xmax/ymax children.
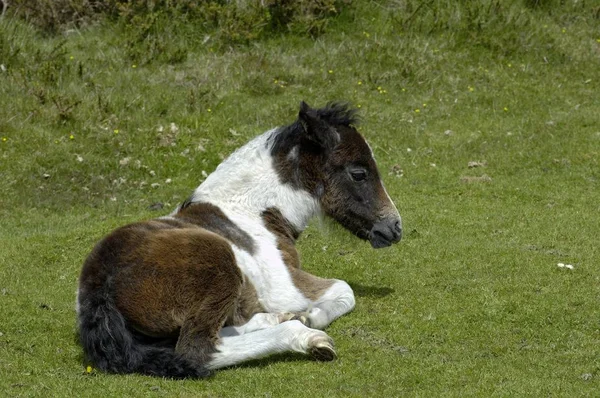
<box><xmin>1</xmin><ymin>1</ymin><xmax>599</xmax><ymax>396</ymax></box>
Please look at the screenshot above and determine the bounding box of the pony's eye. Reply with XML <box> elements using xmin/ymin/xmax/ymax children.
<box><xmin>350</xmin><ymin>170</ymin><xmax>367</xmax><ymax>182</ymax></box>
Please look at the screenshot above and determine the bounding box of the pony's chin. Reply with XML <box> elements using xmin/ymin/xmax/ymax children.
<box><xmin>356</xmin><ymin>229</ymin><xmax>392</xmax><ymax>248</ymax></box>
<box><xmin>355</xmin><ymin>228</ymin><xmax>396</xmax><ymax>248</ymax></box>
<box><xmin>368</xmin><ymin>235</ymin><xmax>393</xmax><ymax>249</ymax></box>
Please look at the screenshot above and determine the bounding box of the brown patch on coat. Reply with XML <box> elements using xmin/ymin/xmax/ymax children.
<box><xmin>262</xmin><ymin>207</ymin><xmax>334</xmax><ymax>301</ymax></box>
<box><xmin>176</xmin><ymin>202</ymin><xmax>255</xmax><ymax>254</ymax></box>
<box><xmin>113</xmin><ymin>227</ymin><xmax>242</xmax><ymax>337</ymax></box>
<box><xmin>80</xmin><ymin>217</ymin><xmax>246</xmax><ymax>365</ymax></box>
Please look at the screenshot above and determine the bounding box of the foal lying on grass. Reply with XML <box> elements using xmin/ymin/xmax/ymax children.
<box><xmin>77</xmin><ymin>101</ymin><xmax>402</xmax><ymax>378</ymax></box>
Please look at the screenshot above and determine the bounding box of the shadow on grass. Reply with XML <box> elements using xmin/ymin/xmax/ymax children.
<box><xmin>347</xmin><ymin>282</ymin><xmax>394</xmax><ymax>298</ymax></box>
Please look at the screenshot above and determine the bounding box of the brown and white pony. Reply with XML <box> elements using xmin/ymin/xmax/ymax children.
<box><xmin>77</xmin><ymin>101</ymin><xmax>402</xmax><ymax>378</ymax></box>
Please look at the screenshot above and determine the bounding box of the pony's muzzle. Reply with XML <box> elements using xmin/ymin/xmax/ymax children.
<box><xmin>368</xmin><ymin>218</ymin><xmax>402</xmax><ymax>249</ymax></box>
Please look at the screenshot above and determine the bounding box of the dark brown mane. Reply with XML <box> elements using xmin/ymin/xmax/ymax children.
<box><xmin>315</xmin><ymin>102</ymin><xmax>360</xmax><ymax>127</ymax></box>
<box><xmin>270</xmin><ymin>102</ymin><xmax>359</xmax><ymax>157</ymax></box>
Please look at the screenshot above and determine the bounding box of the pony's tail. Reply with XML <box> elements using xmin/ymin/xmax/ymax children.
<box><xmin>77</xmin><ymin>287</ymin><xmax>210</xmax><ymax>379</ymax></box>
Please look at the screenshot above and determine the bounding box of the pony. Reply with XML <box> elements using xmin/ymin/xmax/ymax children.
<box><xmin>76</xmin><ymin>101</ymin><xmax>402</xmax><ymax>378</ymax></box>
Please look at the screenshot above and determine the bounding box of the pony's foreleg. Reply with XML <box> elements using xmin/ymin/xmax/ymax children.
<box><xmin>219</xmin><ymin>312</ymin><xmax>306</xmax><ymax>337</ymax></box>
<box><xmin>305</xmin><ymin>280</ymin><xmax>356</xmax><ymax>330</ymax></box>
<box><xmin>208</xmin><ymin>320</ymin><xmax>335</xmax><ymax>370</ymax></box>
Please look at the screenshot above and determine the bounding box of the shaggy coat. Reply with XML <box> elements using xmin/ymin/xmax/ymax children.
<box><xmin>77</xmin><ymin>101</ymin><xmax>402</xmax><ymax>378</ymax></box>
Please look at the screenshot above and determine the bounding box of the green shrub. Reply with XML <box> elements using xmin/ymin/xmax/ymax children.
<box><xmin>7</xmin><ymin>0</ymin><xmax>105</xmax><ymax>33</ymax></box>
<box><xmin>6</xmin><ymin>0</ymin><xmax>345</xmax><ymax>42</ymax></box>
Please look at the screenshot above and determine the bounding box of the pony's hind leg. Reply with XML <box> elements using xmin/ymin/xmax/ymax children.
<box><xmin>151</xmin><ymin>231</ymin><xmax>245</xmax><ymax>366</ymax></box>
<box><xmin>176</xmin><ymin>291</ymin><xmax>238</xmax><ymax>365</ymax></box>
<box><xmin>174</xmin><ymin>260</ymin><xmax>244</xmax><ymax>365</ymax></box>
<box><xmin>208</xmin><ymin>320</ymin><xmax>335</xmax><ymax>370</ymax></box>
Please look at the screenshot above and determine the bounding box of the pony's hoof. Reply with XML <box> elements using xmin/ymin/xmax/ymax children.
<box><xmin>309</xmin><ymin>336</ymin><xmax>336</xmax><ymax>362</ymax></box>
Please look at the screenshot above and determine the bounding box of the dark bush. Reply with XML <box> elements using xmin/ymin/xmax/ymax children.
<box><xmin>5</xmin><ymin>0</ymin><xmax>346</xmax><ymax>41</ymax></box>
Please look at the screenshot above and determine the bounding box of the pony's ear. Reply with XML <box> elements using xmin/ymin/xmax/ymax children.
<box><xmin>298</xmin><ymin>101</ymin><xmax>338</xmax><ymax>151</ymax></box>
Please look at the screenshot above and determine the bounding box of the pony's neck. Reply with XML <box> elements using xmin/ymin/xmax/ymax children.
<box><xmin>190</xmin><ymin>129</ymin><xmax>320</xmax><ymax>233</ymax></box>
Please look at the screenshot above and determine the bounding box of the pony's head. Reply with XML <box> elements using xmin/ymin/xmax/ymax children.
<box><xmin>272</xmin><ymin>101</ymin><xmax>402</xmax><ymax>248</ymax></box>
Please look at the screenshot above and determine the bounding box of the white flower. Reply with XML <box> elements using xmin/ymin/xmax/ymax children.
<box><xmin>557</xmin><ymin>262</ymin><xmax>574</xmax><ymax>270</ymax></box>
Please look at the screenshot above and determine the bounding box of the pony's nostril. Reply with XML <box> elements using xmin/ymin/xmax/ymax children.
<box><xmin>394</xmin><ymin>221</ymin><xmax>401</xmax><ymax>233</ymax></box>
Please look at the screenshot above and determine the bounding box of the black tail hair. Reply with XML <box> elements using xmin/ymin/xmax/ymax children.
<box><xmin>77</xmin><ymin>282</ymin><xmax>210</xmax><ymax>379</ymax></box>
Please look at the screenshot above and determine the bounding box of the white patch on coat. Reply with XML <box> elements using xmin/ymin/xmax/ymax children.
<box><xmin>381</xmin><ymin>183</ymin><xmax>401</xmax><ymax>224</ymax></box>
<box><xmin>187</xmin><ymin>129</ymin><xmax>319</xmax><ymax>312</ymax></box>
<box><xmin>75</xmin><ymin>289</ymin><xmax>80</xmax><ymax>315</ymax></box>
<box><xmin>190</xmin><ymin>129</ymin><xmax>320</xmax><ymax>232</ymax></box>
<box><xmin>287</xmin><ymin>145</ymin><xmax>299</xmax><ymax>162</ymax></box>
<box><xmin>365</xmin><ymin>140</ymin><xmax>401</xmax><ymax>222</ymax></box>
<box><xmin>229</xmin><ymin>218</ymin><xmax>309</xmax><ymax>313</ymax></box>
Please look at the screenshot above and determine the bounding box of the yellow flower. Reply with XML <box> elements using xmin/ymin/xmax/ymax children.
<box><xmin>69</xmin><ymin>55</ymin><xmax>74</xmax><ymax>60</ymax></box>
<box><xmin>86</xmin><ymin>366</ymin><xmax>93</xmax><ymax>373</ymax></box>
<box><xmin>503</xmin><ymin>107</ymin><xmax>509</xmax><ymax>112</ymax></box>
<box><xmin>415</xmin><ymin>109</ymin><xmax>420</xmax><ymax>113</ymax></box>
<box><xmin>422</xmin><ymin>103</ymin><xmax>427</xmax><ymax>107</ymax></box>
<box><xmin>132</xmin><ymin>64</ymin><xmax>137</xmax><ymax>68</ymax></box>
<box><xmin>207</xmin><ymin>108</ymin><xmax>212</xmax><ymax>113</ymax></box>
<box><xmin>507</xmin><ymin>63</ymin><xmax>512</xmax><ymax>68</ymax></box>
<box><xmin>357</xmin><ymin>104</ymin><xmax>362</xmax><ymax>108</ymax></box>
<box><xmin>357</xmin><ymin>81</ymin><xmax>362</xmax><ymax>85</ymax></box>
<box><xmin>69</xmin><ymin>134</ymin><xmax>75</xmax><ymax>140</ymax></box>
<box><xmin>468</xmin><ymin>86</ymin><xmax>474</xmax><ymax>92</ymax></box>
<box><xmin>328</xmin><ymin>70</ymin><xmax>333</xmax><ymax>74</ymax></box>
<box><xmin>561</xmin><ymin>28</ymin><xmax>566</xmax><ymax>34</ymax></box>
<box><xmin>113</xmin><ymin>129</ymin><xmax>119</xmax><ymax>134</ymax></box>
<box><xmin>401</xmin><ymin>88</ymin><xmax>406</xmax><ymax>92</ymax></box>
<box><xmin>1</xmin><ymin>137</ymin><xmax>7</xmax><ymax>142</ymax></box>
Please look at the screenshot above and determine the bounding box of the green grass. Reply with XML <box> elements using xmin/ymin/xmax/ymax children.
<box><xmin>1</xmin><ymin>1</ymin><xmax>600</xmax><ymax>396</ymax></box>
